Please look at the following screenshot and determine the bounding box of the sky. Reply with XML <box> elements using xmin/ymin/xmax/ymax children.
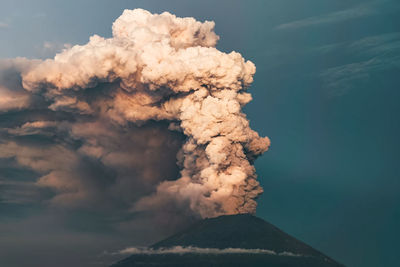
<box><xmin>0</xmin><ymin>1</ymin><xmax>399</xmax><ymax>267</ymax></box>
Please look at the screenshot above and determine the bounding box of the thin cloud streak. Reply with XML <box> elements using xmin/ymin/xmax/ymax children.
<box><xmin>321</xmin><ymin>56</ymin><xmax>400</xmax><ymax>96</ymax></box>
<box><xmin>348</xmin><ymin>32</ymin><xmax>400</xmax><ymax>56</ymax></box>
<box><xmin>275</xmin><ymin>3</ymin><xmax>376</xmax><ymax>30</ymax></box>
<box><xmin>112</xmin><ymin>246</ymin><xmax>305</xmax><ymax>257</ymax></box>
<box><xmin>315</xmin><ymin>32</ymin><xmax>400</xmax><ymax>55</ymax></box>
<box><xmin>317</xmin><ymin>32</ymin><xmax>400</xmax><ymax>95</ymax></box>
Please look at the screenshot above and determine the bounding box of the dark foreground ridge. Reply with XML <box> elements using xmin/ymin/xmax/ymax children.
<box><xmin>112</xmin><ymin>214</ymin><xmax>344</xmax><ymax>267</ymax></box>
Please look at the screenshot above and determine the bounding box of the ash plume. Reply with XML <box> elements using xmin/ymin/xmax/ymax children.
<box><xmin>0</xmin><ymin>9</ymin><xmax>269</xmax><ymax>220</ymax></box>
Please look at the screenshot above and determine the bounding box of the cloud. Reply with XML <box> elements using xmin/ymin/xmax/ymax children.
<box><xmin>111</xmin><ymin>246</ymin><xmax>304</xmax><ymax>257</ymax></box>
<box><xmin>33</xmin><ymin>13</ymin><xmax>46</xmax><ymax>19</ymax></box>
<box><xmin>36</xmin><ymin>41</ymin><xmax>72</xmax><ymax>59</ymax></box>
<box><xmin>320</xmin><ymin>57</ymin><xmax>399</xmax><ymax>96</ymax></box>
<box><xmin>0</xmin><ymin>22</ymin><xmax>9</xmax><ymax>29</ymax></box>
<box><xmin>0</xmin><ymin>182</ymin><xmax>44</xmax><ymax>204</ymax></box>
<box><xmin>318</xmin><ymin>32</ymin><xmax>400</xmax><ymax>95</ymax></box>
<box><xmin>0</xmin><ymin>86</ymin><xmax>31</xmax><ymax>111</ymax></box>
<box><xmin>315</xmin><ymin>32</ymin><xmax>400</xmax><ymax>55</ymax></box>
<box><xmin>348</xmin><ymin>32</ymin><xmax>400</xmax><ymax>56</ymax></box>
<box><xmin>275</xmin><ymin>2</ymin><xmax>376</xmax><ymax>30</ymax></box>
<box><xmin>0</xmin><ymin>58</ymin><xmax>41</xmax><ymax>112</ymax></box>
<box><xmin>0</xmin><ymin>9</ymin><xmax>269</xmax><ymax>234</ymax></box>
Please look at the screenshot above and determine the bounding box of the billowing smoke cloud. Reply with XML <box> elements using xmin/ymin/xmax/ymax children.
<box><xmin>0</xmin><ymin>9</ymin><xmax>269</xmax><ymax>221</ymax></box>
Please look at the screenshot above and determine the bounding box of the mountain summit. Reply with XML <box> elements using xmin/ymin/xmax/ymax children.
<box><xmin>112</xmin><ymin>214</ymin><xmax>344</xmax><ymax>267</ymax></box>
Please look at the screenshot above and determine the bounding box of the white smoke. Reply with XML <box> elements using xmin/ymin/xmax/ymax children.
<box><xmin>2</xmin><ymin>9</ymin><xmax>269</xmax><ymax>219</ymax></box>
<box><xmin>113</xmin><ymin>246</ymin><xmax>303</xmax><ymax>257</ymax></box>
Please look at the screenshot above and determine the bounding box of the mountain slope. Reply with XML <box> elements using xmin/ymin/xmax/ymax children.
<box><xmin>153</xmin><ymin>214</ymin><xmax>323</xmax><ymax>256</ymax></box>
<box><xmin>112</xmin><ymin>214</ymin><xmax>344</xmax><ymax>267</ymax></box>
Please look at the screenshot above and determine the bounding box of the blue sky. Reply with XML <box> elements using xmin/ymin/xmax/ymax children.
<box><xmin>1</xmin><ymin>1</ymin><xmax>399</xmax><ymax>267</ymax></box>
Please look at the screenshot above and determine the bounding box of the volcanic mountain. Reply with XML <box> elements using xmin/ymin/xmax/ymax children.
<box><xmin>111</xmin><ymin>214</ymin><xmax>344</xmax><ymax>267</ymax></box>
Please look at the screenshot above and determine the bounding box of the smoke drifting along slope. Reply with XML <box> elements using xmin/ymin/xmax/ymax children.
<box><xmin>114</xmin><ymin>246</ymin><xmax>302</xmax><ymax>256</ymax></box>
<box><xmin>0</xmin><ymin>9</ymin><xmax>269</xmax><ymax>219</ymax></box>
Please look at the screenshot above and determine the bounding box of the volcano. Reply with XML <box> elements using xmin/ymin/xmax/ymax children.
<box><xmin>111</xmin><ymin>214</ymin><xmax>344</xmax><ymax>267</ymax></box>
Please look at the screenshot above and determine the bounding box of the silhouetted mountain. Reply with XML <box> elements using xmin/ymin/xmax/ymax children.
<box><xmin>112</xmin><ymin>214</ymin><xmax>344</xmax><ymax>267</ymax></box>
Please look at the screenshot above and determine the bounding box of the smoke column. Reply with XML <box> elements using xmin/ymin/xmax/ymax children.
<box><xmin>4</xmin><ymin>9</ymin><xmax>270</xmax><ymax>219</ymax></box>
